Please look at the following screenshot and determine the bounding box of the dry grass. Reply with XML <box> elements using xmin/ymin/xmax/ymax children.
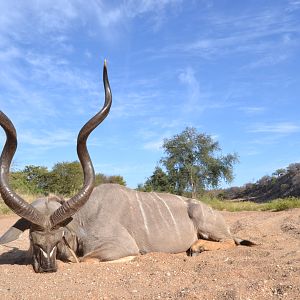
<box><xmin>200</xmin><ymin>196</ymin><xmax>300</xmax><ymax>212</ymax></box>
<box><xmin>0</xmin><ymin>193</ymin><xmax>42</xmax><ymax>215</ymax></box>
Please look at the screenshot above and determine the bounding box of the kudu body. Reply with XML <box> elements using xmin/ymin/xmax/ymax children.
<box><xmin>0</xmin><ymin>62</ymin><xmax>254</xmax><ymax>273</ymax></box>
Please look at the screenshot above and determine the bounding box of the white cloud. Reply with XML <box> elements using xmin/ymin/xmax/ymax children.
<box><xmin>1</xmin><ymin>0</ymin><xmax>298</xmax><ymax>62</ymax></box>
<box><xmin>0</xmin><ymin>48</ymin><xmax>102</xmax><ymax>122</ymax></box>
<box><xmin>143</xmin><ymin>139</ymin><xmax>163</xmax><ymax>151</ymax></box>
<box><xmin>123</xmin><ymin>0</ymin><xmax>182</xmax><ymax>29</ymax></box>
<box><xmin>178</xmin><ymin>67</ymin><xmax>201</xmax><ymax>113</ymax></box>
<box><xmin>20</xmin><ymin>129</ymin><xmax>75</xmax><ymax>148</ymax></box>
<box><xmin>146</xmin><ymin>118</ymin><xmax>182</xmax><ymax>130</ymax></box>
<box><xmin>246</xmin><ymin>54</ymin><xmax>289</xmax><ymax>69</ymax></box>
<box><xmin>0</xmin><ymin>0</ymin><xmax>182</xmax><ymax>44</ymax></box>
<box><xmin>287</xmin><ymin>0</ymin><xmax>300</xmax><ymax>12</ymax></box>
<box><xmin>22</xmin><ymin>52</ymin><xmax>97</xmax><ymax>92</ymax></box>
<box><xmin>0</xmin><ymin>47</ymin><xmax>21</xmax><ymax>62</ymax></box>
<box><xmin>249</xmin><ymin>122</ymin><xmax>300</xmax><ymax>134</ymax></box>
<box><xmin>156</xmin><ymin>4</ymin><xmax>300</xmax><ymax>67</ymax></box>
<box><xmin>111</xmin><ymin>90</ymin><xmax>162</xmax><ymax>119</ymax></box>
<box><xmin>244</xmin><ymin>149</ymin><xmax>261</xmax><ymax>156</ymax></box>
<box><xmin>239</xmin><ymin>106</ymin><xmax>266</xmax><ymax>115</ymax></box>
<box><xmin>138</xmin><ymin>129</ymin><xmax>158</xmax><ymax>140</ymax></box>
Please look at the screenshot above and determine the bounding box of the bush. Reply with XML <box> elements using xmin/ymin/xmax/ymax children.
<box><xmin>7</xmin><ymin>162</ymin><xmax>127</xmax><ymax>198</ymax></box>
<box><xmin>261</xmin><ymin>197</ymin><xmax>300</xmax><ymax>211</ymax></box>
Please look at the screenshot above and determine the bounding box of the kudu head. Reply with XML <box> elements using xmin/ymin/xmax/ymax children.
<box><xmin>0</xmin><ymin>62</ymin><xmax>112</xmax><ymax>272</ymax></box>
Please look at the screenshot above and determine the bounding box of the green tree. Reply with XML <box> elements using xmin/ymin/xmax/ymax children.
<box><xmin>136</xmin><ymin>183</ymin><xmax>146</xmax><ymax>192</ymax></box>
<box><xmin>161</xmin><ymin>127</ymin><xmax>238</xmax><ymax>197</ymax></box>
<box><xmin>48</xmin><ymin>161</ymin><xmax>83</xmax><ymax>196</ymax></box>
<box><xmin>23</xmin><ymin>165</ymin><xmax>50</xmax><ymax>193</ymax></box>
<box><xmin>95</xmin><ymin>173</ymin><xmax>107</xmax><ymax>186</ymax></box>
<box><xmin>144</xmin><ymin>166</ymin><xmax>171</xmax><ymax>192</ymax></box>
<box><xmin>10</xmin><ymin>165</ymin><xmax>49</xmax><ymax>195</ymax></box>
<box><xmin>7</xmin><ymin>161</ymin><xmax>126</xmax><ymax>197</ymax></box>
<box><xmin>10</xmin><ymin>171</ymin><xmax>31</xmax><ymax>194</ymax></box>
<box><xmin>107</xmin><ymin>175</ymin><xmax>126</xmax><ymax>186</ymax></box>
<box><xmin>95</xmin><ymin>173</ymin><xmax>126</xmax><ymax>186</ymax></box>
<box><xmin>272</xmin><ymin>168</ymin><xmax>286</xmax><ymax>177</ymax></box>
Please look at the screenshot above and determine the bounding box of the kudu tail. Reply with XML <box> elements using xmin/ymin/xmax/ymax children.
<box><xmin>234</xmin><ymin>238</ymin><xmax>256</xmax><ymax>247</ymax></box>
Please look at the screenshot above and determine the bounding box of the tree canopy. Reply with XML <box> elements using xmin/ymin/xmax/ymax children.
<box><xmin>142</xmin><ymin>127</ymin><xmax>238</xmax><ymax>197</ymax></box>
<box><xmin>143</xmin><ymin>167</ymin><xmax>171</xmax><ymax>193</ymax></box>
<box><xmin>9</xmin><ymin>161</ymin><xmax>126</xmax><ymax>197</ymax></box>
<box><xmin>10</xmin><ymin>165</ymin><xmax>49</xmax><ymax>195</ymax></box>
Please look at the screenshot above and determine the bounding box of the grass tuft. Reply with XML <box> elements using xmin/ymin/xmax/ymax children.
<box><xmin>261</xmin><ymin>197</ymin><xmax>300</xmax><ymax>211</ymax></box>
<box><xmin>0</xmin><ymin>201</ymin><xmax>11</xmax><ymax>215</ymax></box>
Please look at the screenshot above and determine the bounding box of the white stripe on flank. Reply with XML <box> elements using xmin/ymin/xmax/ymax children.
<box><xmin>200</xmin><ymin>204</ymin><xmax>205</xmax><ymax>222</ymax></box>
<box><xmin>174</xmin><ymin>195</ymin><xmax>183</xmax><ymax>201</ymax></box>
<box><xmin>135</xmin><ymin>191</ymin><xmax>150</xmax><ymax>235</ymax></box>
<box><xmin>174</xmin><ymin>195</ymin><xmax>188</xmax><ymax>207</ymax></box>
<box><xmin>154</xmin><ymin>193</ymin><xmax>180</xmax><ymax>237</ymax></box>
<box><xmin>149</xmin><ymin>194</ymin><xmax>169</xmax><ymax>228</ymax></box>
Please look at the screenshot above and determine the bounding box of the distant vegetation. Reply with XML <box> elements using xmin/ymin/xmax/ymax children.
<box><xmin>136</xmin><ymin>127</ymin><xmax>299</xmax><ymax>211</ymax></box>
<box><xmin>220</xmin><ymin>163</ymin><xmax>300</xmax><ymax>202</ymax></box>
<box><xmin>138</xmin><ymin>127</ymin><xmax>238</xmax><ymax>197</ymax></box>
<box><xmin>9</xmin><ymin>161</ymin><xmax>126</xmax><ymax>197</ymax></box>
<box><xmin>0</xmin><ymin>161</ymin><xmax>126</xmax><ymax>214</ymax></box>
<box><xmin>200</xmin><ymin>194</ymin><xmax>300</xmax><ymax>212</ymax></box>
<box><xmin>201</xmin><ymin>163</ymin><xmax>300</xmax><ymax>211</ymax></box>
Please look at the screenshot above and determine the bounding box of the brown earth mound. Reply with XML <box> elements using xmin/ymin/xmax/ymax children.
<box><xmin>0</xmin><ymin>209</ymin><xmax>299</xmax><ymax>299</ymax></box>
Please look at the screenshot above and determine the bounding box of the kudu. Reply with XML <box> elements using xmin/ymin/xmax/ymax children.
<box><xmin>0</xmin><ymin>62</ymin><xmax>254</xmax><ymax>273</ymax></box>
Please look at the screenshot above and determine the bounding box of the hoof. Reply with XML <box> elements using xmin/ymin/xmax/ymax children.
<box><xmin>187</xmin><ymin>248</ymin><xmax>203</xmax><ymax>257</ymax></box>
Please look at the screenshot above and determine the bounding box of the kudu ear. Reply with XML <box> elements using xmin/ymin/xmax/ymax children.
<box><xmin>0</xmin><ymin>218</ymin><xmax>30</xmax><ymax>244</ymax></box>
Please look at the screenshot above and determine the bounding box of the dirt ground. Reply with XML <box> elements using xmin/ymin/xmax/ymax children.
<box><xmin>0</xmin><ymin>209</ymin><xmax>299</xmax><ymax>300</ymax></box>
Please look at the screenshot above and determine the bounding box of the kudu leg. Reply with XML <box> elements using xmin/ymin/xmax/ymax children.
<box><xmin>187</xmin><ymin>239</ymin><xmax>236</xmax><ymax>256</ymax></box>
<box><xmin>81</xmin><ymin>225</ymin><xmax>140</xmax><ymax>263</ymax></box>
<box><xmin>81</xmin><ymin>242</ymin><xmax>139</xmax><ymax>263</ymax></box>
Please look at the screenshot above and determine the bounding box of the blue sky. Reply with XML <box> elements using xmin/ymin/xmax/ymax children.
<box><xmin>1</xmin><ymin>0</ymin><xmax>300</xmax><ymax>189</ymax></box>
